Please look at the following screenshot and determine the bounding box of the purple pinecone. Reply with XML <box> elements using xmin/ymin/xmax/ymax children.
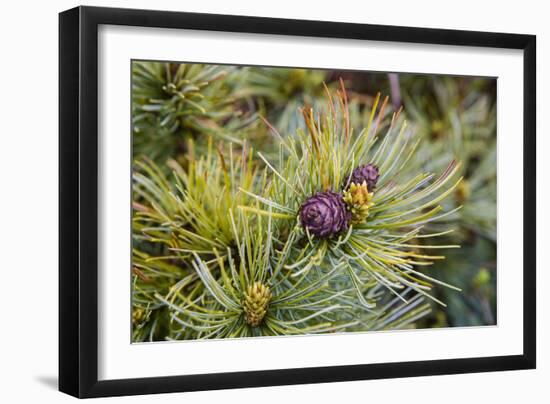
<box><xmin>348</xmin><ymin>164</ymin><xmax>379</xmax><ymax>191</ymax></box>
<box><xmin>299</xmin><ymin>191</ymin><xmax>351</xmax><ymax>238</ymax></box>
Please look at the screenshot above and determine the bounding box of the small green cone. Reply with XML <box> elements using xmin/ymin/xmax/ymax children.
<box><xmin>243</xmin><ymin>281</ymin><xmax>272</xmax><ymax>327</ymax></box>
<box><xmin>343</xmin><ymin>181</ymin><xmax>374</xmax><ymax>224</ymax></box>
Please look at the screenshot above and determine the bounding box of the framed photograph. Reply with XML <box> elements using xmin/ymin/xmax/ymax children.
<box><xmin>59</xmin><ymin>6</ymin><xmax>536</xmax><ymax>398</ymax></box>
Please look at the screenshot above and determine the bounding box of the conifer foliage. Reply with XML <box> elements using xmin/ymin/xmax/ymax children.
<box><xmin>131</xmin><ymin>62</ymin><xmax>497</xmax><ymax>342</ymax></box>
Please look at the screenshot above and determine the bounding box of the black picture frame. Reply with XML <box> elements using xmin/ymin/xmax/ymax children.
<box><xmin>59</xmin><ymin>5</ymin><xmax>536</xmax><ymax>398</ymax></box>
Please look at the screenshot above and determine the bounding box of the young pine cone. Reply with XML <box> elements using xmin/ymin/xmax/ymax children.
<box><xmin>299</xmin><ymin>191</ymin><xmax>351</xmax><ymax>238</ymax></box>
<box><xmin>343</xmin><ymin>181</ymin><xmax>374</xmax><ymax>224</ymax></box>
<box><xmin>347</xmin><ymin>164</ymin><xmax>379</xmax><ymax>191</ymax></box>
<box><xmin>243</xmin><ymin>282</ymin><xmax>272</xmax><ymax>327</ymax></box>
